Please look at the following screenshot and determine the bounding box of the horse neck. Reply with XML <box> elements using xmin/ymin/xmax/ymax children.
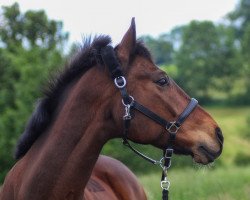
<box><xmin>19</xmin><ymin>67</ymin><xmax>117</xmax><ymax>199</ymax></box>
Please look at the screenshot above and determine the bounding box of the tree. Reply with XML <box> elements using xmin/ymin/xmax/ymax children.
<box><xmin>0</xmin><ymin>3</ymin><xmax>68</xmax><ymax>51</ymax></box>
<box><xmin>228</xmin><ymin>0</ymin><xmax>250</xmax><ymax>103</ymax></box>
<box><xmin>228</xmin><ymin>0</ymin><xmax>250</xmax><ymax>38</ymax></box>
<box><xmin>0</xmin><ymin>3</ymin><xmax>68</xmax><ymax>182</ymax></box>
<box><xmin>240</xmin><ymin>24</ymin><xmax>250</xmax><ymax>103</ymax></box>
<box><xmin>175</xmin><ymin>20</ymin><xmax>238</xmax><ymax>102</ymax></box>
<box><xmin>227</xmin><ymin>0</ymin><xmax>250</xmax><ymax>104</ymax></box>
<box><xmin>140</xmin><ymin>35</ymin><xmax>173</xmax><ymax>65</ymax></box>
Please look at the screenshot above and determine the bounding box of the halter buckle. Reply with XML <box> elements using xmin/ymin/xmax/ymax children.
<box><xmin>122</xmin><ymin>95</ymin><xmax>134</xmax><ymax>106</ymax></box>
<box><xmin>166</xmin><ymin>122</ymin><xmax>180</xmax><ymax>134</ymax></box>
<box><xmin>161</xmin><ymin>177</ymin><xmax>170</xmax><ymax>190</ymax></box>
<box><xmin>122</xmin><ymin>96</ymin><xmax>134</xmax><ymax>120</ymax></box>
<box><xmin>123</xmin><ymin>105</ymin><xmax>132</xmax><ymax>120</ymax></box>
<box><xmin>158</xmin><ymin>157</ymin><xmax>171</xmax><ymax>169</ymax></box>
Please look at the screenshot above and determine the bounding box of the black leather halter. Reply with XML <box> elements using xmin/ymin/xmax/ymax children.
<box><xmin>101</xmin><ymin>46</ymin><xmax>198</xmax><ymax>200</ymax></box>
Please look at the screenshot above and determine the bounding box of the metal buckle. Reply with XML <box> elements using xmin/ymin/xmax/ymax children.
<box><xmin>157</xmin><ymin>157</ymin><xmax>171</xmax><ymax>169</ymax></box>
<box><xmin>122</xmin><ymin>95</ymin><xmax>134</xmax><ymax>106</ymax></box>
<box><xmin>114</xmin><ymin>76</ymin><xmax>126</xmax><ymax>88</ymax></box>
<box><xmin>165</xmin><ymin>148</ymin><xmax>173</xmax><ymax>158</ymax></box>
<box><xmin>158</xmin><ymin>157</ymin><xmax>164</xmax><ymax>169</ymax></box>
<box><xmin>166</xmin><ymin>122</ymin><xmax>180</xmax><ymax>134</ymax></box>
<box><xmin>123</xmin><ymin>105</ymin><xmax>132</xmax><ymax>120</ymax></box>
<box><xmin>122</xmin><ymin>96</ymin><xmax>134</xmax><ymax>120</ymax></box>
<box><xmin>161</xmin><ymin>177</ymin><xmax>170</xmax><ymax>190</ymax></box>
<box><xmin>158</xmin><ymin>157</ymin><xmax>171</xmax><ymax>169</ymax></box>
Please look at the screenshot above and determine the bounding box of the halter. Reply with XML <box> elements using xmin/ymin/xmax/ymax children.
<box><xmin>101</xmin><ymin>46</ymin><xmax>198</xmax><ymax>200</ymax></box>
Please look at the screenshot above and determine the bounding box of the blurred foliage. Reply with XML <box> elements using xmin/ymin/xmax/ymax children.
<box><xmin>244</xmin><ymin>114</ymin><xmax>250</xmax><ymax>138</ymax></box>
<box><xmin>234</xmin><ymin>152</ymin><xmax>250</xmax><ymax>166</ymax></box>
<box><xmin>0</xmin><ymin>3</ymin><xmax>67</xmax><ymax>182</ymax></box>
<box><xmin>0</xmin><ymin>0</ymin><xmax>250</xmax><ymax>184</ymax></box>
<box><xmin>228</xmin><ymin>0</ymin><xmax>250</xmax><ymax>38</ymax></box>
<box><xmin>139</xmin><ymin>35</ymin><xmax>173</xmax><ymax>65</ymax></box>
<box><xmin>175</xmin><ymin>21</ymin><xmax>239</xmax><ymax>103</ymax></box>
<box><xmin>0</xmin><ymin>2</ymin><xmax>68</xmax><ymax>50</ymax></box>
<box><xmin>142</xmin><ymin>0</ymin><xmax>250</xmax><ymax>104</ymax></box>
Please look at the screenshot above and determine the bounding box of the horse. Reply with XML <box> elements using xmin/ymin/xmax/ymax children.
<box><xmin>84</xmin><ymin>155</ymin><xmax>146</xmax><ymax>199</ymax></box>
<box><xmin>0</xmin><ymin>18</ymin><xmax>223</xmax><ymax>200</ymax></box>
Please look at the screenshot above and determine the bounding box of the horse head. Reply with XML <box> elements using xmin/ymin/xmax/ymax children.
<box><xmin>109</xmin><ymin>18</ymin><xmax>223</xmax><ymax>165</ymax></box>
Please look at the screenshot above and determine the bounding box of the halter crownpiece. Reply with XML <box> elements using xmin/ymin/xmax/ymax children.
<box><xmin>101</xmin><ymin>45</ymin><xmax>198</xmax><ymax>200</ymax></box>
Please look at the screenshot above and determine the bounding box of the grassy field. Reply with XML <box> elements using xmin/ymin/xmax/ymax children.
<box><xmin>138</xmin><ymin>107</ymin><xmax>250</xmax><ymax>200</ymax></box>
<box><xmin>140</xmin><ymin>167</ymin><xmax>250</xmax><ymax>200</ymax></box>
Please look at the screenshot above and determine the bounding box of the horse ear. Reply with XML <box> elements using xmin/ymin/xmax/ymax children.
<box><xmin>117</xmin><ymin>18</ymin><xmax>136</xmax><ymax>67</ymax></box>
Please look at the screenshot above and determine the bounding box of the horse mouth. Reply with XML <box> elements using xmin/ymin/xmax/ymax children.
<box><xmin>173</xmin><ymin>147</ymin><xmax>192</xmax><ymax>156</ymax></box>
<box><xmin>193</xmin><ymin>146</ymin><xmax>221</xmax><ymax>165</ymax></box>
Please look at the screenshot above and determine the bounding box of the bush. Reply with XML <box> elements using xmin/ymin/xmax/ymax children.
<box><xmin>234</xmin><ymin>152</ymin><xmax>250</xmax><ymax>166</ymax></box>
<box><xmin>242</xmin><ymin>114</ymin><xmax>250</xmax><ymax>139</ymax></box>
<box><xmin>247</xmin><ymin>115</ymin><xmax>250</xmax><ymax>127</ymax></box>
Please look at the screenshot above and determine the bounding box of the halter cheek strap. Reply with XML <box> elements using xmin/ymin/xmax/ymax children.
<box><xmin>101</xmin><ymin>45</ymin><xmax>198</xmax><ymax>200</ymax></box>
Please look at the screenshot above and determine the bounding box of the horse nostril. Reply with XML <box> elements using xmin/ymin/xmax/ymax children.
<box><xmin>215</xmin><ymin>127</ymin><xmax>224</xmax><ymax>145</ymax></box>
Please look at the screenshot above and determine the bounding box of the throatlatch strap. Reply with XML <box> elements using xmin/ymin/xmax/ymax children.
<box><xmin>123</xmin><ymin>118</ymin><xmax>160</xmax><ymax>164</ymax></box>
<box><xmin>122</xmin><ymin>139</ymin><xmax>159</xmax><ymax>164</ymax></box>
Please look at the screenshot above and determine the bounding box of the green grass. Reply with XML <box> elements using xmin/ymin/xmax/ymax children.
<box><xmin>207</xmin><ymin>107</ymin><xmax>250</xmax><ymax>166</ymax></box>
<box><xmin>139</xmin><ymin>166</ymin><xmax>250</xmax><ymax>200</ymax></box>
<box><xmin>138</xmin><ymin>107</ymin><xmax>250</xmax><ymax>200</ymax></box>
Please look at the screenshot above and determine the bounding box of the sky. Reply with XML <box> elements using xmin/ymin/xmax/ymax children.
<box><xmin>1</xmin><ymin>0</ymin><xmax>239</xmax><ymax>46</ymax></box>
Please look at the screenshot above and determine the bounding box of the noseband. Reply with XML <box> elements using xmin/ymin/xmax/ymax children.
<box><xmin>101</xmin><ymin>46</ymin><xmax>198</xmax><ymax>200</ymax></box>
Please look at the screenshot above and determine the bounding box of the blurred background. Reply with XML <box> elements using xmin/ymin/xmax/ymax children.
<box><xmin>0</xmin><ymin>0</ymin><xmax>249</xmax><ymax>199</ymax></box>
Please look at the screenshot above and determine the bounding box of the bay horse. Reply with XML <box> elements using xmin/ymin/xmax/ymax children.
<box><xmin>0</xmin><ymin>18</ymin><xmax>223</xmax><ymax>200</ymax></box>
<box><xmin>84</xmin><ymin>155</ymin><xmax>146</xmax><ymax>199</ymax></box>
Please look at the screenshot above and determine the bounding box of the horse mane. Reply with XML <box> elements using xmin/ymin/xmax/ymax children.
<box><xmin>14</xmin><ymin>36</ymin><xmax>152</xmax><ymax>160</ymax></box>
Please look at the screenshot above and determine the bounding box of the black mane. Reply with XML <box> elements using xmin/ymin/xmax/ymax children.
<box><xmin>15</xmin><ymin>36</ymin><xmax>152</xmax><ymax>160</ymax></box>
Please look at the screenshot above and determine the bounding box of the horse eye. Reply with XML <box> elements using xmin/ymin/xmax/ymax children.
<box><xmin>156</xmin><ymin>77</ymin><xmax>169</xmax><ymax>86</ymax></box>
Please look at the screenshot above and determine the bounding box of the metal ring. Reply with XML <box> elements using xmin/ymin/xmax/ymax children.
<box><xmin>159</xmin><ymin>157</ymin><xmax>164</xmax><ymax>169</ymax></box>
<box><xmin>166</xmin><ymin>122</ymin><xmax>180</xmax><ymax>134</ymax></box>
<box><xmin>159</xmin><ymin>157</ymin><xmax>171</xmax><ymax>169</ymax></box>
<box><xmin>122</xmin><ymin>95</ymin><xmax>134</xmax><ymax>106</ymax></box>
<box><xmin>114</xmin><ymin>76</ymin><xmax>126</xmax><ymax>88</ymax></box>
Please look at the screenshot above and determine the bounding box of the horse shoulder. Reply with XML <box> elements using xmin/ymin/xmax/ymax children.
<box><xmin>87</xmin><ymin>155</ymin><xmax>147</xmax><ymax>200</ymax></box>
<box><xmin>0</xmin><ymin>166</ymin><xmax>17</xmax><ymax>200</ymax></box>
<box><xmin>0</xmin><ymin>158</ymin><xmax>31</xmax><ymax>200</ymax></box>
